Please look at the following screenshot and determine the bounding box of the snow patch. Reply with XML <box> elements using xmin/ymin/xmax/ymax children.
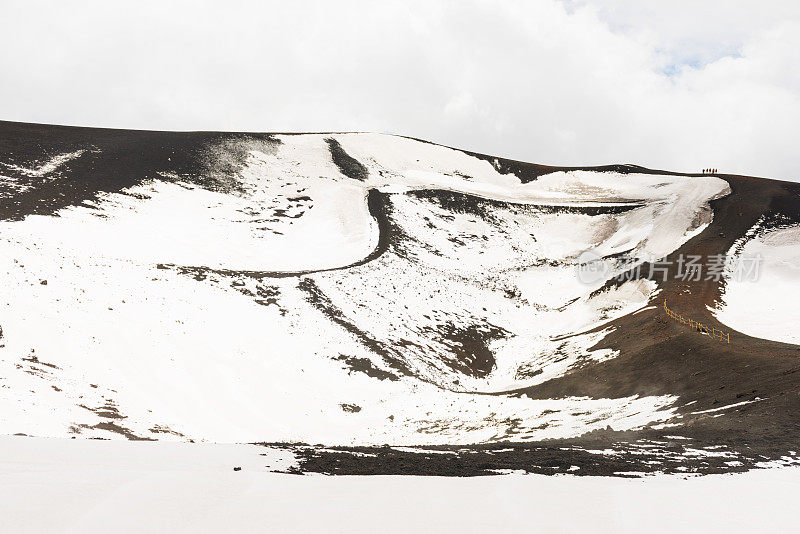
<box><xmin>715</xmin><ymin>224</ymin><xmax>800</xmax><ymax>344</ymax></box>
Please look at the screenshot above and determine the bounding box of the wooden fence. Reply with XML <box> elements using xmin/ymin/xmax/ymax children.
<box><xmin>663</xmin><ymin>300</ymin><xmax>730</xmax><ymax>344</ymax></box>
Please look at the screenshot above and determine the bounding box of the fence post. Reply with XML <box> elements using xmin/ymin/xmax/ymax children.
<box><xmin>662</xmin><ymin>300</ymin><xmax>730</xmax><ymax>343</ymax></box>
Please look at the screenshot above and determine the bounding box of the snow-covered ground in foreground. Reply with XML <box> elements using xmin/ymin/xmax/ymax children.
<box><xmin>0</xmin><ymin>134</ymin><xmax>728</xmax><ymax>445</ymax></box>
<box><xmin>1</xmin><ymin>435</ymin><xmax>799</xmax><ymax>534</ymax></box>
<box><xmin>716</xmin><ymin>223</ymin><xmax>800</xmax><ymax>344</ymax></box>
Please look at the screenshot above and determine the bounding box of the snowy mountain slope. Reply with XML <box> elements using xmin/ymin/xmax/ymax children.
<box><xmin>1</xmin><ymin>121</ymin><xmax>799</xmax><ymax>475</ymax></box>
<box><xmin>716</xmin><ymin>222</ymin><xmax>800</xmax><ymax>344</ymax></box>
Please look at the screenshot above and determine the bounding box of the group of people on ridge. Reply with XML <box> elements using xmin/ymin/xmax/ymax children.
<box><xmin>702</xmin><ymin>168</ymin><xmax>717</xmax><ymax>174</ymax></box>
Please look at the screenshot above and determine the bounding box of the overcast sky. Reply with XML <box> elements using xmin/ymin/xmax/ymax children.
<box><xmin>2</xmin><ymin>0</ymin><xmax>799</xmax><ymax>180</ymax></box>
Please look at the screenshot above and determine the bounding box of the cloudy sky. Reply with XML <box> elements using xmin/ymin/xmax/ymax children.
<box><xmin>2</xmin><ymin>0</ymin><xmax>799</xmax><ymax>180</ymax></box>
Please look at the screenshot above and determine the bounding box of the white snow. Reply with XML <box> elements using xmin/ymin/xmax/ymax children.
<box><xmin>1</xmin><ymin>435</ymin><xmax>799</xmax><ymax>534</ymax></box>
<box><xmin>689</xmin><ymin>399</ymin><xmax>761</xmax><ymax>416</ymax></box>
<box><xmin>16</xmin><ymin>152</ymin><xmax>377</xmax><ymax>272</ymax></box>
<box><xmin>0</xmin><ymin>150</ymin><xmax>86</xmax><ymax>177</ymax></box>
<box><xmin>0</xmin><ymin>134</ymin><xmax>728</xmax><ymax>445</ymax></box>
<box><xmin>715</xmin><ymin>223</ymin><xmax>800</xmax><ymax>344</ymax></box>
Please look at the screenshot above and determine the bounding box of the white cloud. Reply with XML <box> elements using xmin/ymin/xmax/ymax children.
<box><xmin>1</xmin><ymin>0</ymin><xmax>799</xmax><ymax>181</ymax></box>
